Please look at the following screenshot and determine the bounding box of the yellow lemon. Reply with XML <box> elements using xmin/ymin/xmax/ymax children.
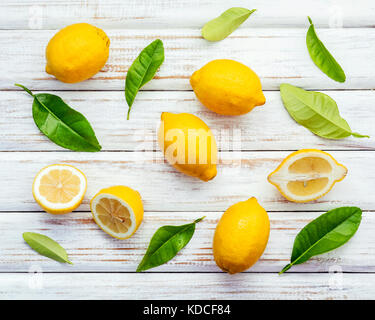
<box><xmin>46</xmin><ymin>23</ymin><xmax>110</xmax><ymax>83</ymax></box>
<box><xmin>90</xmin><ymin>186</ymin><xmax>143</xmax><ymax>240</ymax></box>
<box><xmin>158</xmin><ymin>112</ymin><xmax>217</xmax><ymax>181</ymax></box>
<box><xmin>268</xmin><ymin>149</ymin><xmax>347</xmax><ymax>203</ymax></box>
<box><xmin>190</xmin><ymin>59</ymin><xmax>266</xmax><ymax>115</ymax></box>
<box><xmin>32</xmin><ymin>164</ymin><xmax>87</xmax><ymax>214</ymax></box>
<box><xmin>213</xmin><ymin>197</ymin><xmax>270</xmax><ymax>274</ymax></box>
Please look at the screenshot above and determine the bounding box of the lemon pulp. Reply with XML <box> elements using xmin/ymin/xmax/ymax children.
<box><xmin>95</xmin><ymin>198</ymin><xmax>132</xmax><ymax>234</ymax></box>
<box><xmin>39</xmin><ymin>169</ymin><xmax>81</xmax><ymax>203</ymax></box>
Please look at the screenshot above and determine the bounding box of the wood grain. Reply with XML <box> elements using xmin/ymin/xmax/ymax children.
<box><xmin>0</xmin><ymin>211</ymin><xmax>371</xmax><ymax>273</ymax></box>
<box><xmin>2</xmin><ymin>28</ymin><xmax>375</xmax><ymax>91</ymax></box>
<box><xmin>0</xmin><ymin>151</ymin><xmax>373</xmax><ymax>212</ymax></box>
<box><xmin>1</xmin><ymin>272</ymin><xmax>373</xmax><ymax>299</ymax></box>
<box><xmin>1</xmin><ymin>90</ymin><xmax>373</xmax><ymax>152</ymax></box>
<box><xmin>1</xmin><ymin>0</ymin><xmax>374</xmax><ymax>29</ymax></box>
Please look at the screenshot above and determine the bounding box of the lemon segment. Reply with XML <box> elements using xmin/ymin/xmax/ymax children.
<box><xmin>32</xmin><ymin>164</ymin><xmax>87</xmax><ymax>214</ymax></box>
<box><xmin>268</xmin><ymin>149</ymin><xmax>347</xmax><ymax>203</ymax></box>
<box><xmin>213</xmin><ymin>197</ymin><xmax>270</xmax><ymax>274</ymax></box>
<box><xmin>90</xmin><ymin>186</ymin><xmax>143</xmax><ymax>240</ymax></box>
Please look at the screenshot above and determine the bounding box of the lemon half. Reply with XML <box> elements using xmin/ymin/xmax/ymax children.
<box><xmin>268</xmin><ymin>149</ymin><xmax>347</xmax><ymax>203</ymax></box>
<box><xmin>32</xmin><ymin>164</ymin><xmax>87</xmax><ymax>214</ymax></box>
<box><xmin>90</xmin><ymin>186</ymin><xmax>143</xmax><ymax>239</ymax></box>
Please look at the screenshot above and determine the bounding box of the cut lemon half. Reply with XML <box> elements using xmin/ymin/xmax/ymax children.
<box><xmin>267</xmin><ymin>149</ymin><xmax>347</xmax><ymax>203</ymax></box>
<box><xmin>32</xmin><ymin>164</ymin><xmax>87</xmax><ymax>214</ymax></box>
<box><xmin>90</xmin><ymin>186</ymin><xmax>144</xmax><ymax>240</ymax></box>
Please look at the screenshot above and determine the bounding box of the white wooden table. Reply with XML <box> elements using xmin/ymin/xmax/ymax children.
<box><xmin>0</xmin><ymin>0</ymin><xmax>374</xmax><ymax>300</ymax></box>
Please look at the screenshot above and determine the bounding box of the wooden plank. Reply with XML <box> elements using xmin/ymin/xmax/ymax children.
<box><xmin>0</xmin><ymin>211</ymin><xmax>371</xmax><ymax>273</ymax></box>
<box><xmin>1</xmin><ymin>90</ymin><xmax>373</xmax><ymax>152</ymax></box>
<box><xmin>2</xmin><ymin>28</ymin><xmax>375</xmax><ymax>91</ymax></box>
<box><xmin>1</xmin><ymin>272</ymin><xmax>373</xmax><ymax>299</ymax></box>
<box><xmin>1</xmin><ymin>0</ymin><xmax>374</xmax><ymax>29</ymax></box>
<box><xmin>0</xmin><ymin>151</ymin><xmax>373</xmax><ymax>212</ymax></box>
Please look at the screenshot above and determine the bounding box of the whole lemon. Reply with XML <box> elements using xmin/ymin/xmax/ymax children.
<box><xmin>158</xmin><ymin>112</ymin><xmax>217</xmax><ymax>181</ymax></box>
<box><xmin>190</xmin><ymin>59</ymin><xmax>266</xmax><ymax>115</ymax></box>
<box><xmin>213</xmin><ymin>197</ymin><xmax>270</xmax><ymax>274</ymax></box>
<box><xmin>46</xmin><ymin>23</ymin><xmax>110</xmax><ymax>83</ymax></box>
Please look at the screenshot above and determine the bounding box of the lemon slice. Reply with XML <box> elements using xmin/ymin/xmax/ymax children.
<box><xmin>32</xmin><ymin>164</ymin><xmax>87</xmax><ymax>214</ymax></box>
<box><xmin>267</xmin><ymin>149</ymin><xmax>347</xmax><ymax>203</ymax></box>
<box><xmin>90</xmin><ymin>186</ymin><xmax>144</xmax><ymax>239</ymax></box>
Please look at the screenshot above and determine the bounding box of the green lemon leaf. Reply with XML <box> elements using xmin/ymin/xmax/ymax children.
<box><xmin>280</xmin><ymin>207</ymin><xmax>362</xmax><ymax>274</ymax></box>
<box><xmin>137</xmin><ymin>217</ymin><xmax>204</xmax><ymax>272</ymax></box>
<box><xmin>280</xmin><ymin>83</ymin><xmax>369</xmax><ymax>139</ymax></box>
<box><xmin>23</xmin><ymin>232</ymin><xmax>73</xmax><ymax>264</ymax></box>
<box><xmin>202</xmin><ymin>7</ymin><xmax>256</xmax><ymax>42</ymax></box>
<box><xmin>15</xmin><ymin>84</ymin><xmax>101</xmax><ymax>152</ymax></box>
<box><xmin>306</xmin><ymin>17</ymin><xmax>346</xmax><ymax>83</ymax></box>
<box><xmin>125</xmin><ymin>39</ymin><xmax>164</xmax><ymax>119</ymax></box>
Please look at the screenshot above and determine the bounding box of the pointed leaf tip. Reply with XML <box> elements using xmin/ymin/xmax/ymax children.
<box><xmin>194</xmin><ymin>216</ymin><xmax>205</xmax><ymax>224</ymax></box>
<box><xmin>279</xmin><ymin>264</ymin><xmax>292</xmax><ymax>275</ymax></box>
<box><xmin>15</xmin><ymin>83</ymin><xmax>34</xmax><ymax>97</ymax></box>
